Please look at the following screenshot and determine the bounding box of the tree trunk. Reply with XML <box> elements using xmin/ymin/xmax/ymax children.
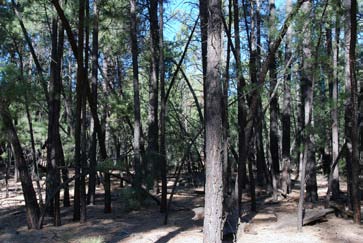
<box><xmin>326</xmin><ymin>13</ymin><xmax>340</xmax><ymax>200</ymax></box>
<box><xmin>298</xmin><ymin>0</ymin><xmax>316</xmax><ymax>230</ymax></box>
<box><xmin>0</xmin><ymin>102</ymin><xmax>40</xmax><ymax>229</ymax></box>
<box><xmin>269</xmin><ymin>0</ymin><xmax>280</xmax><ymax>201</ymax></box>
<box><xmin>281</xmin><ymin>0</ymin><xmax>292</xmax><ymax>195</ymax></box>
<box><xmin>147</xmin><ymin>0</ymin><xmax>160</xmax><ymax>189</ymax></box>
<box><xmin>47</xmin><ymin>18</ymin><xmax>61</xmax><ymax>226</ymax></box>
<box><xmin>343</xmin><ymin>0</ymin><xmax>361</xmax><ymax>224</ymax></box>
<box><xmin>73</xmin><ymin>0</ymin><xmax>86</xmax><ymax>221</ymax></box>
<box><xmin>254</xmin><ymin>0</ymin><xmax>268</xmax><ymax>187</ymax></box>
<box><xmin>87</xmin><ymin>0</ymin><xmax>99</xmax><ymax>206</ymax></box>
<box><xmin>203</xmin><ymin>0</ymin><xmax>224</xmax><ymax>242</ymax></box>
<box><xmin>130</xmin><ymin>0</ymin><xmax>142</xmax><ymax>190</ymax></box>
<box><xmin>158</xmin><ymin>0</ymin><xmax>167</xmax><ymax>213</ymax></box>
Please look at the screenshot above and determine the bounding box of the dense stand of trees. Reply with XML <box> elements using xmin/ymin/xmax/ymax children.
<box><xmin>0</xmin><ymin>0</ymin><xmax>362</xmax><ymax>241</ymax></box>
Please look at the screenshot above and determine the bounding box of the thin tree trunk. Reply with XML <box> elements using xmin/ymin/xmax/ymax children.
<box><xmin>281</xmin><ymin>0</ymin><xmax>292</xmax><ymax>195</ymax></box>
<box><xmin>326</xmin><ymin>13</ymin><xmax>340</xmax><ymax>199</ymax></box>
<box><xmin>159</xmin><ymin>0</ymin><xmax>167</xmax><ymax>214</ymax></box>
<box><xmin>88</xmin><ymin>0</ymin><xmax>99</xmax><ymax>206</ymax></box>
<box><xmin>51</xmin><ymin>0</ymin><xmax>111</xmax><ymax>213</ymax></box>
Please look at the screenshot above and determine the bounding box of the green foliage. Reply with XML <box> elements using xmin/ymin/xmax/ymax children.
<box><xmin>96</xmin><ymin>158</ymin><xmax>125</xmax><ymax>172</ymax></box>
<box><xmin>119</xmin><ymin>187</ymin><xmax>142</xmax><ymax>212</ymax></box>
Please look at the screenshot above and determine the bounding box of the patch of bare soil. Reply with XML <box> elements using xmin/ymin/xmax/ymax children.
<box><xmin>0</xmin><ymin>174</ymin><xmax>362</xmax><ymax>243</ymax></box>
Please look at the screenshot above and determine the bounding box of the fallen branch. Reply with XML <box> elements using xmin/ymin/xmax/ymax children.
<box><xmin>303</xmin><ymin>208</ymin><xmax>334</xmax><ymax>225</ymax></box>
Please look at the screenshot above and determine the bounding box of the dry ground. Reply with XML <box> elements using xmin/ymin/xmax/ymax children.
<box><xmin>0</xmin><ymin>174</ymin><xmax>362</xmax><ymax>243</ymax></box>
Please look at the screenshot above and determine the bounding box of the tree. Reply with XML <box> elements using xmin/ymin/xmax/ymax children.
<box><xmin>298</xmin><ymin>0</ymin><xmax>316</xmax><ymax>230</ymax></box>
<box><xmin>46</xmin><ymin>17</ymin><xmax>62</xmax><ymax>226</ymax></box>
<box><xmin>147</xmin><ymin>0</ymin><xmax>160</xmax><ymax>188</ymax></box>
<box><xmin>159</xmin><ymin>0</ymin><xmax>167</xmax><ymax>213</ymax></box>
<box><xmin>268</xmin><ymin>0</ymin><xmax>280</xmax><ymax>201</ymax></box>
<box><xmin>203</xmin><ymin>0</ymin><xmax>224</xmax><ymax>242</ymax></box>
<box><xmin>343</xmin><ymin>0</ymin><xmax>360</xmax><ymax>224</ymax></box>
<box><xmin>0</xmin><ymin>101</ymin><xmax>40</xmax><ymax>229</ymax></box>
<box><xmin>130</xmin><ymin>0</ymin><xmax>142</xmax><ymax>189</ymax></box>
<box><xmin>281</xmin><ymin>0</ymin><xmax>292</xmax><ymax>195</ymax></box>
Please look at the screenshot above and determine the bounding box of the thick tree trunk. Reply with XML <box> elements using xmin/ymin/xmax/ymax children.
<box><xmin>130</xmin><ymin>0</ymin><xmax>142</xmax><ymax>189</ymax></box>
<box><xmin>147</xmin><ymin>0</ymin><xmax>160</xmax><ymax>189</ymax></box>
<box><xmin>0</xmin><ymin>102</ymin><xmax>40</xmax><ymax>229</ymax></box>
<box><xmin>269</xmin><ymin>0</ymin><xmax>280</xmax><ymax>201</ymax></box>
<box><xmin>203</xmin><ymin>0</ymin><xmax>224</xmax><ymax>242</ymax></box>
<box><xmin>298</xmin><ymin>0</ymin><xmax>316</xmax><ymax>230</ymax></box>
<box><xmin>47</xmin><ymin>18</ymin><xmax>62</xmax><ymax>226</ymax></box>
<box><xmin>73</xmin><ymin>0</ymin><xmax>86</xmax><ymax>221</ymax></box>
<box><xmin>343</xmin><ymin>0</ymin><xmax>361</xmax><ymax>224</ymax></box>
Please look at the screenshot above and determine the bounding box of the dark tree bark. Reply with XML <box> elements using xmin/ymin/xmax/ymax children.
<box><xmin>57</xmin><ymin>23</ymin><xmax>70</xmax><ymax>209</ymax></box>
<box><xmin>73</xmin><ymin>0</ymin><xmax>86</xmax><ymax>221</ymax></box>
<box><xmin>199</xmin><ymin>0</ymin><xmax>208</xmax><ymax>170</ymax></box>
<box><xmin>203</xmin><ymin>0</ymin><xmax>224</xmax><ymax>242</ymax></box>
<box><xmin>130</xmin><ymin>0</ymin><xmax>142</xmax><ymax>189</ymax></box>
<box><xmin>51</xmin><ymin>0</ymin><xmax>111</xmax><ymax>213</ymax></box>
<box><xmin>147</xmin><ymin>0</ymin><xmax>160</xmax><ymax>189</ymax></box>
<box><xmin>281</xmin><ymin>0</ymin><xmax>292</xmax><ymax>195</ymax></box>
<box><xmin>254</xmin><ymin>0</ymin><xmax>268</xmax><ymax>187</ymax></box>
<box><xmin>0</xmin><ymin>102</ymin><xmax>40</xmax><ymax>229</ymax></box>
<box><xmin>158</xmin><ymin>0</ymin><xmax>167</xmax><ymax>213</ymax></box>
<box><xmin>269</xmin><ymin>0</ymin><xmax>280</xmax><ymax>201</ymax></box>
<box><xmin>343</xmin><ymin>0</ymin><xmax>361</xmax><ymax>224</ymax></box>
<box><xmin>46</xmin><ymin>18</ymin><xmax>62</xmax><ymax>226</ymax></box>
<box><xmin>234</xmin><ymin>0</ymin><xmax>248</xmax><ymax>201</ymax></box>
<box><xmin>87</xmin><ymin>0</ymin><xmax>99</xmax><ymax>206</ymax></box>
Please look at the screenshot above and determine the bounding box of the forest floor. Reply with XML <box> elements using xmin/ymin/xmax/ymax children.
<box><xmin>0</xmin><ymin>173</ymin><xmax>362</xmax><ymax>243</ymax></box>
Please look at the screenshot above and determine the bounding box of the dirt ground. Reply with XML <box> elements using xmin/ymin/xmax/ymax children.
<box><xmin>0</xmin><ymin>174</ymin><xmax>362</xmax><ymax>243</ymax></box>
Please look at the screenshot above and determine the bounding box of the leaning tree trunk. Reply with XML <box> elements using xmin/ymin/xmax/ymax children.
<box><xmin>0</xmin><ymin>102</ymin><xmax>40</xmax><ymax>229</ymax></box>
<box><xmin>203</xmin><ymin>0</ymin><xmax>224</xmax><ymax>242</ymax></box>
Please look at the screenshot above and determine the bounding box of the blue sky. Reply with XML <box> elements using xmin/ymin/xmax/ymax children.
<box><xmin>164</xmin><ymin>0</ymin><xmax>286</xmax><ymax>40</ymax></box>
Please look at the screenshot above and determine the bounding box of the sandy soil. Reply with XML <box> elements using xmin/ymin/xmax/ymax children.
<box><xmin>0</xmin><ymin>174</ymin><xmax>362</xmax><ymax>243</ymax></box>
